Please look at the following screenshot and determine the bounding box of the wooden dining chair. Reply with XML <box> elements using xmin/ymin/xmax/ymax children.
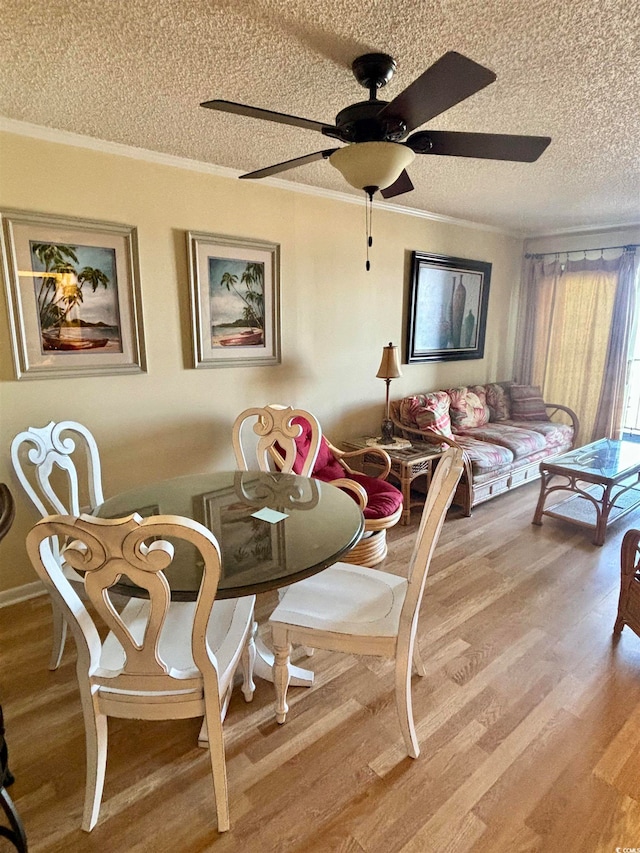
<box><xmin>26</xmin><ymin>511</ymin><xmax>256</xmax><ymax>833</ymax></box>
<box><xmin>0</xmin><ymin>483</ymin><xmax>28</xmax><ymax>853</ymax></box>
<box><xmin>269</xmin><ymin>447</ymin><xmax>463</xmax><ymax>758</ymax></box>
<box><xmin>283</xmin><ymin>413</ymin><xmax>403</xmax><ymax>566</ymax></box>
<box><xmin>10</xmin><ymin>420</ymin><xmax>105</xmax><ymax>669</ymax></box>
<box><xmin>232</xmin><ymin>404</ymin><xmax>323</xmax><ymax>476</ymax></box>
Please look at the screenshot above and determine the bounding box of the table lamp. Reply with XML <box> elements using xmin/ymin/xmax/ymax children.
<box><xmin>376</xmin><ymin>342</ymin><xmax>402</xmax><ymax>444</ymax></box>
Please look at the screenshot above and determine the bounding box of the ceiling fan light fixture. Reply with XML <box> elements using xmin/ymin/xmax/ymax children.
<box><xmin>329</xmin><ymin>141</ymin><xmax>415</xmax><ymax>192</ymax></box>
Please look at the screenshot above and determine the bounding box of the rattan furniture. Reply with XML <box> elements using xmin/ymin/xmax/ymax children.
<box><xmin>342</xmin><ymin>436</ymin><xmax>444</xmax><ymax>525</ymax></box>
<box><xmin>614</xmin><ymin>528</ymin><xmax>640</xmax><ymax>638</ymax></box>
<box><xmin>533</xmin><ymin>439</ymin><xmax>640</xmax><ymax>546</ymax></box>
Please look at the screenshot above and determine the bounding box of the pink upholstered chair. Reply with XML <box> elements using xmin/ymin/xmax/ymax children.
<box><xmin>289</xmin><ymin>416</ymin><xmax>403</xmax><ymax>566</ymax></box>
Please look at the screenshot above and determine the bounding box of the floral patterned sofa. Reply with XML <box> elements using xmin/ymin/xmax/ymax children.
<box><xmin>389</xmin><ymin>382</ymin><xmax>579</xmax><ymax>515</ymax></box>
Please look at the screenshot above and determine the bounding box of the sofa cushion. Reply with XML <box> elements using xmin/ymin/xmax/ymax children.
<box><xmin>448</xmin><ymin>386</ymin><xmax>489</xmax><ymax>431</ymax></box>
<box><xmin>454</xmin><ymin>434</ymin><xmax>514</xmax><ymax>474</ymax></box>
<box><xmin>455</xmin><ymin>423</ymin><xmax>547</xmax><ymax>459</ymax></box>
<box><xmin>485</xmin><ymin>383</ymin><xmax>511</xmax><ymax>421</ymax></box>
<box><xmin>509</xmin><ymin>384</ymin><xmax>549</xmax><ymax>421</ymax></box>
<box><xmin>507</xmin><ymin>419</ymin><xmax>573</xmax><ymax>450</ymax></box>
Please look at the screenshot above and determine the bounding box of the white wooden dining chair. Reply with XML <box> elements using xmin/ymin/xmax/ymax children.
<box><xmin>269</xmin><ymin>447</ymin><xmax>464</xmax><ymax>758</ymax></box>
<box><xmin>10</xmin><ymin>420</ymin><xmax>106</xmax><ymax>670</ymax></box>
<box><xmin>26</xmin><ymin>511</ymin><xmax>256</xmax><ymax>833</ymax></box>
<box><xmin>232</xmin><ymin>404</ymin><xmax>323</xmax><ymax>477</ymax></box>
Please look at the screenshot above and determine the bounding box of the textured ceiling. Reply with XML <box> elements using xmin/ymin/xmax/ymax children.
<box><xmin>1</xmin><ymin>0</ymin><xmax>639</xmax><ymax>234</ymax></box>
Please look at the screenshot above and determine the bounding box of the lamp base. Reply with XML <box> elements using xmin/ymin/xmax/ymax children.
<box><xmin>378</xmin><ymin>418</ymin><xmax>395</xmax><ymax>445</ymax></box>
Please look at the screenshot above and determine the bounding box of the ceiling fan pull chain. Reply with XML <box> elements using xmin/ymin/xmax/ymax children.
<box><xmin>365</xmin><ymin>188</ymin><xmax>374</xmax><ymax>271</ymax></box>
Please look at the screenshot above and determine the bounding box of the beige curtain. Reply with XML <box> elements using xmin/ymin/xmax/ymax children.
<box><xmin>515</xmin><ymin>249</ymin><xmax>638</xmax><ymax>446</ymax></box>
<box><xmin>592</xmin><ymin>250</ymin><xmax>638</xmax><ymax>439</ymax></box>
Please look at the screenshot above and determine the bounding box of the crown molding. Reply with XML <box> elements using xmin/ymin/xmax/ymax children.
<box><xmin>0</xmin><ymin>116</ymin><xmax>515</xmax><ymax>236</ymax></box>
<box><xmin>528</xmin><ymin>221</ymin><xmax>640</xmax><ymax>239</ymax></box>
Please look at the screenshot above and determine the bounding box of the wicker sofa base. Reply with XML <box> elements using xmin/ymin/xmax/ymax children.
<box><xmin>458</xmin><ymin>454</ymin><xmax>554</xmax><ymax>515</ymax></box>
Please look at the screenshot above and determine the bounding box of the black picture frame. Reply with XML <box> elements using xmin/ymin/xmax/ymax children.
<box><xmin>406</xmin><ymin>252</ymin><xmax>491</xmax><ymax>363</ymax></box>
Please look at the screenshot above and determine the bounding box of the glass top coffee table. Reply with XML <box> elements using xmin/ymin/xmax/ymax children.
<box><xmin>532</xmin><ymin>438</ymin><xmax>640</xmax><ymax>545</ymax></box>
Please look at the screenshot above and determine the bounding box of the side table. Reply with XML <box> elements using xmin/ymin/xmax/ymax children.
<box><xmin>342</xmin><ymin>436</ymin><xmax>444</xmax><ymax>525</ymax></box>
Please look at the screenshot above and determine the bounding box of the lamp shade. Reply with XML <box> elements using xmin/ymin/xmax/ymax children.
<box><xmin>376</xmin><ymin>342</ymin><xmax>402</xmax><ymax>380</ymax></box>
<box><xmin>329</xmin><ymin>142</ymin><xmax>415</xmax><ymax>191</ymax></box>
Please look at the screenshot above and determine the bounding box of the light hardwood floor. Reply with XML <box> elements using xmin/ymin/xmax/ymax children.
<box><xmin>2</xmin><ymin>481</ymin><xmax>640</xmax><ymax>853</ymax></box>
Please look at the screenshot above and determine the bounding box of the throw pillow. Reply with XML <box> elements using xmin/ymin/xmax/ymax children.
<box><xmin>399</xmin><ymin>395</ymin><xmax>422</xmax><ymax>427</ymax></box>
<box><xmin>509</xmin><ymin>384</ymin><xmax>549</xmax><ymax>421</ymax></box>
<box><xmin>485</xmin><ymin>382</ymin><xmax>511</xmax><ymax>421</ymax></box>
<box><xmin>448</xmin><ymin>386</ymin><xmax>489</xmax><ymax>431</ymax></box>
<box><xmin>413</xmin><ymin>391</ymin><xmax>453</xmax><ymax>438</ymax></box>
<box><xmin>470</xmin><ymin>384</ymin><xmax>488</xmax><ymax>409</ymax></box>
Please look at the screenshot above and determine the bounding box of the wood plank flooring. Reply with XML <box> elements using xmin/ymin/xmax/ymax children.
<box><xmin>2</xmin><ymin>481</ymin><xmax>640</xmax><ymax>852</ymax></box>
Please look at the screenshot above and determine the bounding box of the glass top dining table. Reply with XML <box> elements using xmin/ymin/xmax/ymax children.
<box><xmin>94</xmin><ymin>470</ymin><xmax>365</xmax><ymax>600</ymax></box>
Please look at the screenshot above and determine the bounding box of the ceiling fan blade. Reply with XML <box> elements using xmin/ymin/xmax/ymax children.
<box><xmin>380</xmin><ymin>170</ymin><xmax>414</xmax><ymax>199</ymax></box>
<box><xmin>239</xmin><ymin>149</ymin><xmax>338</xmax><ymax>180</ymax></box>
<box><xmin>378</xmin><ymin>52</ymin><xmax>496</xmax><ymax>134</ymax></box>
<box><xmin>408</xmin><ymin>130</ymin><xmax>551</xmax><ymax>162</ymax></box>
<box><xmin>200</xmin><ymin>99</ymin><xmax>336</xmax><ymax>135</ymax></box>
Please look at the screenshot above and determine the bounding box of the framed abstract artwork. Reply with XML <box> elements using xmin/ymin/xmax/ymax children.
<box><xmin>0</xmin><ymin>209</ymin><xmax>146</xmax><ymax>379</ymax></box>
<box><xmin>406</xmin><ymin>252</ymin><xmax>492</xmax><ymax>363</ymax></box>
<box><xmin>187</xmin><ymin>231</ymin><xmax>281</xmax><ymax>368</ymax></box>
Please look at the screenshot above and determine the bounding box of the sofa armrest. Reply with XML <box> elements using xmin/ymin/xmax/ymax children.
<box><xmin>545</xmin><ymin>403</ymin><xmax>580</xmax><ymax>444</ymax></box>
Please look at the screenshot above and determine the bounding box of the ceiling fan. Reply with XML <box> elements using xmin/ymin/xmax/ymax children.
<box><xmin>200</xmin><ymin>51</ymin><xmax>551</xmax><ymax>200</ymax></box>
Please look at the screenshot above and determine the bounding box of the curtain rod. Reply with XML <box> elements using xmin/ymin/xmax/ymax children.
<box><xmin>525</xmin><ymin>243</ymin><xmax>638</xmax><ymax>259</ymax></box>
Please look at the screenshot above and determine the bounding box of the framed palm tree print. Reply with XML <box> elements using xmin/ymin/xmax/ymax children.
<box><xmin>1</xmin><ymin>209</ymin><xmax>146</xmax><ymax>379</ymax></box>
<box><xmin>187</xmin><ymin>231</ymin><xmax>281</xmax><ymax>368</ymax></box>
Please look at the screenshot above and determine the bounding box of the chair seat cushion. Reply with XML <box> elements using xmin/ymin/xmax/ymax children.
<box><xmin>292</xmin><ymin>417</ymin><xmax>402</xmax><ymax>520</ymax></box>
<box><xmin>311</xmin><ymin>468</ymin><xmax>402</xmax><ymax>520</ymax></box>
<box><xmin>100</xmin><ymin>595</ymin><xmax>255</xmax><ymax>690</ymax></box>
<box><xmin>270</xmin><ymin>562</ymin><xmax>407</xmax><ymax>637</ymax></box>
<box><xmin>347</xmin><ymin>472</ymin><xmax>403</xmax><ymax>520</ymax></box>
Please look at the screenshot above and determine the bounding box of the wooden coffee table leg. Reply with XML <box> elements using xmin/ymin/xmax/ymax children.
<box><xmin>532</xmin><ymin>469</ymin><xmax>551</xmax><ymax>526</ymax></box>
<box><xmin>593</xmin><ymin>484</ymin><xmax>613</xmax><ymax>546</ymax></box>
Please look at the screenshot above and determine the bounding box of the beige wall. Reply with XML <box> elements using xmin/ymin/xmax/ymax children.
<box><xmin>0</xmin><ymin>130</ymin><xmax>523</xmax><ymax>595</ymax></box>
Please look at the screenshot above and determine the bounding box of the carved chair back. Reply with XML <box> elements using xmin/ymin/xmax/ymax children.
<box><xmin>26</xmin><ymin>512</ymin><xmax>224</xmax><ymax>696</ymax></box>
<box><xmin>232</xmin><ymin>404</ymin><xmax>322</xmax><ymax>477</ymax></box>
<box><xmin>10</xmin><ymin>420</ymin><xmax>104</xmax><ymax>518</ymax></box>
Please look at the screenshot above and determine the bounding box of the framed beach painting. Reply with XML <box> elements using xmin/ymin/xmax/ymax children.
<box><xmin>187</xmin><ymin>231</ymin><xmax>281</xmax><ymax>368</ymax></box>
<box><xmin>405</xmin><ymin>251</ymin><xmax>492</xmax><ymax>363</ymax></box>
<box><xmin>1</xmin><ymin>209</ymin><xmax>146</xmax><ymax>379</ymax></box>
